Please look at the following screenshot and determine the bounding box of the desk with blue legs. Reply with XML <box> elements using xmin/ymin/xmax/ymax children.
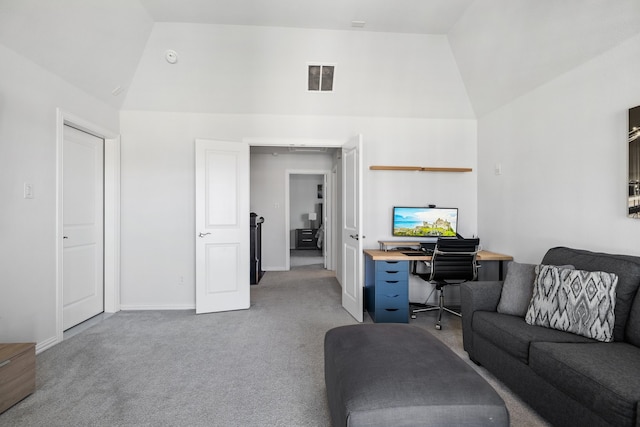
<box><xmin>363</xmin><ymin>249</ymin><xmax>513</xmax><ymax>323</ymax></box>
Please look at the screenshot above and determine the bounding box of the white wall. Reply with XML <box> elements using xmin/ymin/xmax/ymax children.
<box><xmin>119</xmin><ymin>112</ymin><xmax>476</xmax><ymax>308</ymax></box>
<box><xmin>0</xmin><ymin>43</ymin><xmax>119</xmax><ymax>348</ymax></box>
<box><xmin>363</xmin><ymin>119</ymin><xmax>478</xmax><ymax>245</ymax></box>
<box><xmin>477</xmin><ymin>32</ymin><xmax>640</xmax><ymax>263</ymax></box>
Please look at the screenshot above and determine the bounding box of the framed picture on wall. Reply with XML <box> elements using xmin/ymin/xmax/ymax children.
<box><xmin>629</xmin><ymin>105</ymin><xmax>640</xmax><ymax>218</ymax></box>
<box><xmin>317</xmin><ymin>184</ymin><xmax>323</xmax><ymax>199</ymax></box>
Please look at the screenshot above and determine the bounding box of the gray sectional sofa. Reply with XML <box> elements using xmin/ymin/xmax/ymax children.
<box><xmin>461</xmin><ymin>247</ymin><xmax>640</xmax><ymax>427</ymax></box>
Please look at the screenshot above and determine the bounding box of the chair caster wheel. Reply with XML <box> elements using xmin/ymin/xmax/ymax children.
<box><xmin>435</xmin><ymin>324</ymin><xmax>441</xmax><ymax>330</ymax></box>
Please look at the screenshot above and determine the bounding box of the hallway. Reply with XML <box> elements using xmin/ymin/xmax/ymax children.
<box><xmin>290</xmin><ymin>249</ymin><xmax>323</xmax><ymax>268</ymax></box>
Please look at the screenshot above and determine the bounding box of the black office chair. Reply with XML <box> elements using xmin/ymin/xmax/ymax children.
<box><xmin>411</xmin><ymin>238</ymin><xmax>480</xmax><ymax>330</ymax></box>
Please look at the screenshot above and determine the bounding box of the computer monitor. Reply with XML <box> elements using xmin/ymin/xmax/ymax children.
<box><xmin>392</xmin><ymin>206</ymin><xmax>458</xmax><ymax>238</ymax></box>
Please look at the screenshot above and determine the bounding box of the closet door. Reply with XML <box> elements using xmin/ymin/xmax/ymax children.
<box><xmin>62</xmin><ymin>125</ymin><xmax>104</xmax><ymax>330</ymax></box>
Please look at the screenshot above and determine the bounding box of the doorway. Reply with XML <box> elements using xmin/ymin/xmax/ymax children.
<box><xmin>55</xmin><ymin>109</ymin><xmax>120</xmax><ymax>348</ymax></box>
<box><xmin>289</xmin><ymin>173</ymin><xmax>325</xmax><ymax>269</ymax></box>
<box><xmin>286</xmin><ymin>170</ymin><xmax>332</xmax><ymax>271</ymax></box>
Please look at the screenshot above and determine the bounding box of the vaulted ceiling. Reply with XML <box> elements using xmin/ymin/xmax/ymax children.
<box><xmin>139</xmin><ymin>0</ymin><xmax>474</xmax><ymax>34</ymax></box>
<box><xmin>0</xmin><ymin>0</ymin><xmax>638</xmax><ymax>116</ymax></box>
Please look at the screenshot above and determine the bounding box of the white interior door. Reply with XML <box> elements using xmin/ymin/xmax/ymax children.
<box><xmin>195</xmin><ymin>139</ymin><xmax>250</xmax><ymax>314</ymax></box>
<box><xmin>341</xmin><ymin>135</ymin><xmax>364</xmax><ymax>322</ymax></box>
<box><xmin>62</xmin><ymin>125</ymin><xmax>104</xmax><ymax>330</ymax></box>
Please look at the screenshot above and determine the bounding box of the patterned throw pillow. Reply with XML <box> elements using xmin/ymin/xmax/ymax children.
<box><xmin>525</xmin><ymin>265</ymin><xmax>618</xmax><ymax>342</ymax></box>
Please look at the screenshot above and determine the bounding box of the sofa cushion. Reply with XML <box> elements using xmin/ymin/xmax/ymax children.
<box><xmin>530</xmin><ymin>342</ymin><xmax>640</xmax><ymax>427</ymax></box>
<box><xmin>496</xmin><ymin>261</ymin><xmax>537</xmax><ymax>317</ymax></box>
<box><xmin>542</xmin><ymin>247</ymin><xmax>640</xmax><ymax>341</ymax></box>
<box><xmin>497</xmin><ymin>262</ymin><xmax>575</xmax><ymax>318</ymax></box>
<box><xmin>525</xmin><ymin>265</ymin><xmax>618</xmax><ymax>342</ymax></box>
<box><xmin>626</xmin><ymin>292</ymin><xmax>640</xmax><ymax>347</ymax></box>
<box><xmin>473</xmin><ymin>311</ymin><xmax>594</xmax><ymax>364</ymax></box>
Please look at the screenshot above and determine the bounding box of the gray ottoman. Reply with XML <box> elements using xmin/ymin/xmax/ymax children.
<box><xmin>324</xmin><ymin>324</ymin><xmax>509</xmax><ymax>427</ymax></box>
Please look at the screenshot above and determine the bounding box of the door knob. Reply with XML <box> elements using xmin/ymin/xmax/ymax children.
<box><xmin>350</xmin><ymin>234</ymin><xmax>359</xmax><ymax>240</ymax></box>
<box><xmin>198</xmin><ymin>232</ymin><xmax>211</xmax><ymax>238</ymax></box>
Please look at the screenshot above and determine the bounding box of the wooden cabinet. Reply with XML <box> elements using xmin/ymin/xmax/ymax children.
<box><xmin>0</xmin><ymin>343</ymin><xmax>36</xmax><ymax>413</ymax></box>
<box><xmin>295</xmin><ymin>228</ymin><xmax>318</xmax><ymax>249</ymax></box>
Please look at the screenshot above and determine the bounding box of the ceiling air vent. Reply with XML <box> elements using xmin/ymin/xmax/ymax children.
<box><xmin>308</xmin><ymin>64</ymin><xmax>335</xmax><ymax>92</ymax></box>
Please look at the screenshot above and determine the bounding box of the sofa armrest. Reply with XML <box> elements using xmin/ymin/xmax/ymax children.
<box><xmin>460</xmin><ymin>281</ymin><xmax>504</xmax><ymax>360</ymax></box>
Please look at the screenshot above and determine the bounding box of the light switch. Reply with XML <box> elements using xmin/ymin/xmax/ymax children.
<box><xmin>23</xmin><ymin>182</ymin><xmax>34</xmax><ymax>199</ymax></box>
<box><xmin>494</xmin><ymin>163</ymin><xmax>503</xmax><ymax>175</ymax></box>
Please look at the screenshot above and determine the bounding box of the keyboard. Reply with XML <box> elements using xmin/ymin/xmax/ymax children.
<box><xmin>402</xmin><ymin>252</ymin><xmax>425</xmax><ymax>257</ymax></box>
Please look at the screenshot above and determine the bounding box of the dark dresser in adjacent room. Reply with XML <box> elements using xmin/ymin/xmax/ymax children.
<box><xmin>295</xmin><ymin>228</ymin><xmax>319</xmax><ymax>249</ymax></box>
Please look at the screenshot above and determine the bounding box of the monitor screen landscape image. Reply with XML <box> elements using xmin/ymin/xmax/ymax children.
<box><xmin>392</xmin><ymin>206</ymin><xmax>458</xmax><ymax>237</ymax></box>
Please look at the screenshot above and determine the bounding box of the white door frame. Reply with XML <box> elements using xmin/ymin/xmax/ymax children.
<box><xmin>285</xmin><ymin>170</ymin><xmax>332</xmax><ymax>271</ymax></box>
<box><xmin>330</xmin><ymin>164</ymin><xmax>338</xmax><ymax>271</ymax></box>
<box><xmin>55</xmin><ymin>109</ymin><xmax>120</xmax><ymax>346</ymax></box>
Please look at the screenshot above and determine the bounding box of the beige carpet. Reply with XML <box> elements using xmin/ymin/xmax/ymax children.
<box><xmin>290</xmin><ymin>249</ymin><xmax>323</xmax><ymax>267</ymax></box>
<box><xmin>1</xmin><ymin>266</ymin><xmax>550</xmax><ymax>426</ymax></box>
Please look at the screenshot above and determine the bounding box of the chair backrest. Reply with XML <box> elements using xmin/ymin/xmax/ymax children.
<box><xmin>429</xmin><ymin>238</ymin><xmax>480</xmax><ymax>282</ymax></box>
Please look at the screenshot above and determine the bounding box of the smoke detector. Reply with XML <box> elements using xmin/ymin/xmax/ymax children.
<box><xmin>165</xmin><ymin>50</ymin><xmax>178</xmax><ymax>64</ymax></box>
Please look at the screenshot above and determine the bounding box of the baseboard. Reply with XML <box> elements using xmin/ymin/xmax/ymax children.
<box><xmin>119</xmin><ymin>304</ymin><xmax>195</xmax><ymax>311</ymax></box>
<box><xmin>36</xmin><ymin>335</ymin><xmax>59</xmax><ymax>354</ymax></box>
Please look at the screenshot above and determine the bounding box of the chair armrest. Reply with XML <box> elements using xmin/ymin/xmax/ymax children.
<box><xmin>460</xmin><ymin>281</ymin><xmax>504</xmax><ymax>359</ymax></box>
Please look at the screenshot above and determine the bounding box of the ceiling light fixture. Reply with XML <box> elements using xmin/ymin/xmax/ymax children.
<box><xmin>288</xmin><ymin>147</ymin><xmax>328</xmax><ymax>153</ymax></box>
<box><xmin>351</xmin><ymin>20</ymin><xmax>366</xmax><ymax>28</ymax></box>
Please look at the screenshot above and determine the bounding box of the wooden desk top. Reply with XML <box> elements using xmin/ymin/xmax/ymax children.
<box><xmin>364</xmin><ymin>249</ymin><xmax>513</xmax><ymax>262</ymax></box>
